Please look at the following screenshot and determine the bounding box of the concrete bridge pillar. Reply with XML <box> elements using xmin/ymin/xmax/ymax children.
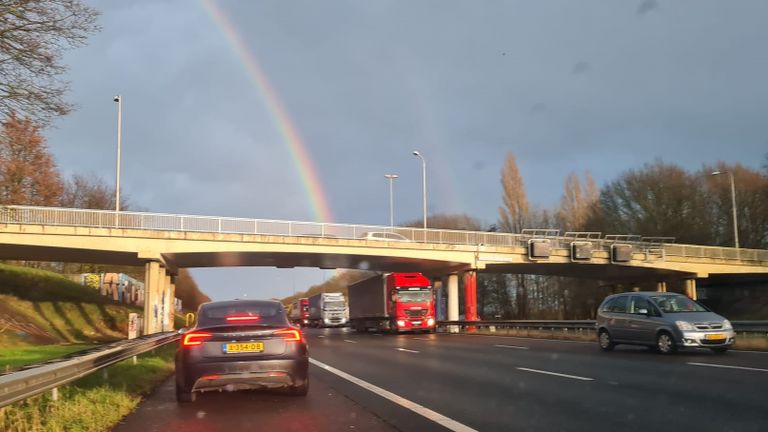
<box><xmin>447</xmin><ymin>273</ymin><xmax>459</xmax><ymax>328</ymax></box>
<box><xmin>684</xmin><ymin>279</ymin><xmax>697</xmax><ymax>300</ymax></box>
<box><xmin>656</xmin><ymin>281</ymin><xmax>667</xmax><ymax>292</ymax></box>
<box><xmin>168</xmin><ymin>276</ymin><xmax>176</xmax><ymax>331</ymax></box>
<box><xmin>143</xmin><ymin>261</ymin><xmax>168</xmax><ymax>335</ymax></box>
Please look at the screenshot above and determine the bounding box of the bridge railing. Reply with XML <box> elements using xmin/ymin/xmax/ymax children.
<box><xmin>2</xmin><ymin>205</ymin><xmax>767</xmax><ymax>263</ymax></box>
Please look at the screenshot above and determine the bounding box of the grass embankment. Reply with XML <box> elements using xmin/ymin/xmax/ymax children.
<box><xmin>0</xmin><ymin>344</ymin><xmax>176</xmax><ymax>432</ymax></box>
<box><xmin>0</xmin><ymin>345</ymin><xmax>91</xmax><ymax>372</ymax></box>
<box><xmin>460</xmin><ymin>327</ymin><xmax>768</xmax><ymax>351</ymax></box>
<box><xmin>0</xmin><ymin>263</ymin><xmax>139</xmax><ymax>372</ymax></box>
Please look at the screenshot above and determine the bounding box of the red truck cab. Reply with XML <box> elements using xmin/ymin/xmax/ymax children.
<box><xmin>348</xmin><ymin>272</ymin><xmax>435</xmax><ymax>333</ymax></box>
<box><xmin>387</xmin><ymin>273</ymin><xmax>435</xmax><ymax>332</ymax></box>
<box><xmin>289</xmin><ymin>297</ymin><xmax>310</xmax><ymax>326</ymax></box>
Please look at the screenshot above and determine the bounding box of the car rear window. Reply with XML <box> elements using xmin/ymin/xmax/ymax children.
<box><xmin>609</xmin><ymin>296</ymin><xmax>628</xmax><ymax>313</ymax></box>
<box><xmin>599</xmin><ymin>297</ymin><xmax>616</xmax><ymax>312</ymax></box>
<box><xmin>198</xmin><ymin>302</ymin><xmax>290</xmax><ymax>327</ymax></box>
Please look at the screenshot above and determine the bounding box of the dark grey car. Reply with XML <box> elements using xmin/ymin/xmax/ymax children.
<box><xmin>175</xmin><ymin>300</ymin><xmax>309</xmax><ymax>402</ymax></box>
<box><xmin>596</xmin><ymin>292</ymin><xmax>734</xmax><ymax>354</ymax></box>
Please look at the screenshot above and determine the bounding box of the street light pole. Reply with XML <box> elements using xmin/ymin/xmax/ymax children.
<box><xmin>712</xmin><ymin>171</ymin><xmax>739</xmax><ymax>249</ymax></box>
<box><xmin>114</xmin><ymin>95</ymin><xmax>122</xmax><ymax>213</ymax></box>
<box><xmin>384</xmin><ymin>174</ymin><xmax>399</xmax><ymax>227</ymax></box>
<box><xmin>412</xmin><ymin>151</ymin><xmax>427</xmax><ymax>230</ymax></box>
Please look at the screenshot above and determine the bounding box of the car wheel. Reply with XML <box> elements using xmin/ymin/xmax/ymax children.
<box><xmin>656</xmin><ymin>332</ymin><xmax>677</xmax><ymax>354</ymax></box>
<box><xmin>711</xmin><ymin>347</ymin><xmax>729</xmax><ymax>354</ymax></box>
<box><xmin>175</xmin><ymin>382</ymin><xmax>196</xmax><ymax>403</ymax></box>
<box><xmin>598</xmin><ymin>330</ymin><xmax>615</xmax><ymax>351</ymax></box>
<box><xmin>288</xmin><ymin>378</ymin><xmax>309</xmax><ymax>397</ymax></box>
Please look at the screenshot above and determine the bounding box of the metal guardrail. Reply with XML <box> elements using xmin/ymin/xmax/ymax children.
<box><xmin>2</xmin><ymin>205</ymin><xmax>767</xmax><ymax>263</ymax></box>
<box><xmin>437</xmin><ymin>320</ymin><xmax>768</xmax><ymax>333</ymax></box>
<box><xmin>0</xmin><ymin>331</ymin><xmax>179</xmax><ymax>408</ymax></box>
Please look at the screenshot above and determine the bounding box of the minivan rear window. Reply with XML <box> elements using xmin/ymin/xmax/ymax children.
<box><xmin>198</xmin><ymin>302</ymin><xmax>290</xmax><ymax>327</ymax></box>
<box><xmin>609</xmin><ymin>296</ymin><xmax>628</xmax><ymax>313</ymax></box>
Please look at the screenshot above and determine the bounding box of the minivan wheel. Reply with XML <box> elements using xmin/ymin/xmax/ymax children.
<box><xmin>656</xmin><ymin>332</ymin><xmax>677</xmax><ymax>354</ymax></box>
<box><xmin>598</xmin><ymin>330</ymin><xmax>615</xmax><ymax>351</ymax></box>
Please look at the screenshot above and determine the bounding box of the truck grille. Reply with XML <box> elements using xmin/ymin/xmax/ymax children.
<box><xmin>405</xmin><ymin>309</ymin><xmax>426</xmax><ymax>318</ymax></box>
<box><xmin>694</xmin><ymin>322</ymin><xmax>723</xmax><ymax>330</ymax></box>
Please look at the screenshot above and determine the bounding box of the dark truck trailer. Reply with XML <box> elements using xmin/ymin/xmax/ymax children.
<box><xmin>348</xmin><ymin>272</ymin><xmax>435</xmax><ymax>333</ymax></box>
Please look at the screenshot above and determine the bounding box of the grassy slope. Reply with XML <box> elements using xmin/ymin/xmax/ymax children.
<box><xmin>0</xmin><ymin>263</ymin><xmax>140</xmax><ymax>369</ymax></box>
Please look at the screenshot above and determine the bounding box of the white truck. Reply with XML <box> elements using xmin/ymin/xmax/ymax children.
<box><xmin>307</xmin><ymin>292</ymin><xmax>348</xmax><ymax>327</ymax></box>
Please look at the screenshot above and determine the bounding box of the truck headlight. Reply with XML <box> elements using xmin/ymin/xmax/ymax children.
<box><xmin>427</xmin><ymin>318</ymin><xmax>435</xmax><ymax>326</ymax></box>
<box><xmin>722</xmin><ymin>319</ymin><xmax>732</xmax><ymax>330</ymax></box>
<box><xmin>396</xmin><ymin>320</ymin><xmax>406</xmax><ymax>327</ymax></box>
<box><xmin>676</xmin><ymin>321</ymin><xmax>695</xmax><ymax>331</ymax></box>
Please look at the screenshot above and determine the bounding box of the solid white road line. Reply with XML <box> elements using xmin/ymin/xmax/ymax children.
<box><xmin>687</xmin><ymin>362</ymin><xmax>768</xmax><ymax>373</ymax></box>
<box><xmin>395</xmin><ymin>348</ymin><xmax>419</xmax><ymax>353</ymax></box>
<box><xmin>309</xmin><ymin>358</ymin><xmax>478</xmax><ymax>432</ymax></box>
<box><xmin>516</xmin><ymin>367</ymin><xmax>594</xmax><ymax>381</ymax></box>
<box><xmin>344</xmin><ymin>339</ymin><xmax>358</xmax><ymax>344</ymax></box>
<box><xmin>494</xmin><ymin>344</ymin><xmax>529</xmax><ymax>350</ymax></box>
<box><xmin>446</xmin><ymin>333</ymin><xmax>595</xmax><ymax>344</ymax></box>
<box><xmin>317</xmin><ymin>335</ymin><xmax>326</xmax><ymax>338</ymax></box>
<box><xmin>412</xmin><ymin>338</ymin><xmax>432</xmax><ymax>341</ymax></box>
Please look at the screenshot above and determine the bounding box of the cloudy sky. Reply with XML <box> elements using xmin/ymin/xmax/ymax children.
<box><xmin>46</xmin><ymin>0</ymin><xmax>768</xmax><ymax>300</ymax></box>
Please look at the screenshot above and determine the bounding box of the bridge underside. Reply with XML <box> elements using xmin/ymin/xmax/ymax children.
<box><xmin>3</xmin><ymin>243</ymin><xmax>768</xmax><ymax>284</ymax></box>
<box><xmin>0</xmin><ymin>244</ymin><xmax>469</xmax><ymax>275</ymax></box>
<box><xmin>481</xmin><ymin>263</ymin><xmax>699</xmax><ymax>281</ymax></box>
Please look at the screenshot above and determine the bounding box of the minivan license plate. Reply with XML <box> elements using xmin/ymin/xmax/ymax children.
<box><xmin>705</xmin><ymin>334</ymin><xmax>725</xmax><ymax>341</ymax></box>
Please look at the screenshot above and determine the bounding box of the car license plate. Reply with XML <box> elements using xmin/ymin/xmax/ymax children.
<box><xmin>223</xmin><ymin>342</ymin><xmax>264</xmax><ymax>353</ymax></box>
<box><xmin>412</xmin><ymin>321</ymin><xmax>422</xmax><ymax>326</ymax></box>
<box><xmin>705</xmin><ymin>333</ymin><xmax>725</xmax><ymax>340</ymax></box>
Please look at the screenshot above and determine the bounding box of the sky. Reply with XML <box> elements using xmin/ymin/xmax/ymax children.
<box><xmin>45</xmin><ymin>0</ymin><xmax>768</xmax><ymax>301</ymax></box>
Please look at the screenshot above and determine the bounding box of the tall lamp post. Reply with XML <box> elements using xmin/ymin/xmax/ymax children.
<box><xmin>114</xmin><ymin>95</ymin><xmax>123</xmax><ymax>213</ymax></box>
<box><xmin>711</xmin><ymin>171</ymin><xmax>739</xmax><ymax>249</ymax></box>
<box><xmin>412</xmin><ymin>151</ymin><xmax>427</xmax><ymax>230</ymax></box>
<box><xmin>384</xmin><ymin>174</ymin><xmax>399</xmax><ymax>227</ymax></box>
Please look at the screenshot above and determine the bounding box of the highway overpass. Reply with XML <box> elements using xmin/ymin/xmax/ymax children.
<box><xmin>2</xmin><ymin>205</ymin><xmax>767</xmax><ymax>333</ymax></box>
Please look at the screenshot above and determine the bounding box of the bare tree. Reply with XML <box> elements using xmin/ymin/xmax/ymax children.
<box><xmin>0</xmin><ymin>111</ymin><xmax>62</xmax><ymax>204</ymax></box>
<box><xmin>556</xmin><ymin>170</ymin><xmax>600</xmax><ymax>231</ymax></box>
<box><xmin>0</xmin><ymin>0</ymin><xmax>99</xmax><ymax>124</ymax></box>
<box><xmin>60</xmin><ymin>172</ymin><xmax>128</xmax><ymax>210</ymax></box>
<box><xmin>498</xmin><ymin>153</ymin><xmax>529</xmax><ymax>232</ymax></box>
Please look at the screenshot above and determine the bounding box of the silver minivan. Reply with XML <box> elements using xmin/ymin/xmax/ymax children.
<box><xmin>596</xmin><ymin>292</ymin><xmax>735</xmax><ymax>354</ymax></box>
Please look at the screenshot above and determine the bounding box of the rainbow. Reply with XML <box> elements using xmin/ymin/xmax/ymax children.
<box><xmin>201</xmin><ymin>0</ymin><xmax>334</xmax><ymax>223</ymax></box>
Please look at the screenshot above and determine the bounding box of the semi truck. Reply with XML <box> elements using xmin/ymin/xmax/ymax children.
<box><xmin>288</xmin><ymin>297</ymin><xmax>309</xmax><ymax>327</ymax></box>
<box><xmin>348</xmin><ymin>272</ymin><xmax>436</xmax><ymax>333</ymax></box>
<box><xmin>307</xmin><ymin>292</ymin><xmax>348</xmax><ymax>327</ymax></box>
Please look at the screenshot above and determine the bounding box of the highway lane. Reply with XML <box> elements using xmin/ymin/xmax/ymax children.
<box><xmin>113</xmin><ymin>370</ymin><xmax>399</xmax><ymax>432</ymax></box>
<box><xmin>114</xmin><ymin>329</ymin><xmax>767</xmax><ymax>431</ymax></box>
<box><xmin>307</xmin><ymin>328</ymin><xmax>768</xmax><ymax>432</ymax></box>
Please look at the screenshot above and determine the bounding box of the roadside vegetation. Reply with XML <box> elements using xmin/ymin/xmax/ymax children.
<box><xmin>0</xmin><ymin>344</ymin><xmax>175</xmax><ymax>432</ymax></box>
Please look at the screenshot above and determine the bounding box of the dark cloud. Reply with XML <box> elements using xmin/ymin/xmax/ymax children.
<box><xmin>572</xmin><ymin>61</ymin><xmax>591</xmax><ymax>75</ymax></box>
<box><xmin>636</xmin><ymin>0</ymin><xmax>659</xmax><ymax>16</ymax></box>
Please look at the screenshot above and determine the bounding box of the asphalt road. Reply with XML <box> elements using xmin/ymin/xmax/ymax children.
<box><xmin>115</xmin><ymin>328</ymin><xmax>768</xmax><ymax>432</ymax></box>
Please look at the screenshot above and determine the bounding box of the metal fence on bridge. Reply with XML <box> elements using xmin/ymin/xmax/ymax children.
<box><xmin>2</xmin><ymin>205</ymin><xmax>767</xmax><ymax>263</ymax></box>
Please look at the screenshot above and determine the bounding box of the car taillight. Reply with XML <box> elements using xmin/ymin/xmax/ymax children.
<box><xmin>182</xmin><ymin>332</ymin><xmax>212</xmax><ymax>347</ymax></box>
<box><xmin>275</xmin><ymin>328</ymin><xmax>303</xmax><ymax>342</ymax></box>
